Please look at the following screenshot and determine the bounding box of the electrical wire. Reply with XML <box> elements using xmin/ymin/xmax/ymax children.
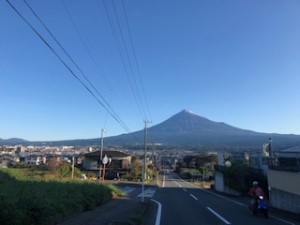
<box><xmin>121</xmin><ymin>0</ymin><xmax>152</xmax><ymax>121</ymax></box>
<box><xmin>21</xmin><ymin>0</ymin><xmax>129</xmax><ymax>132</ymax></box>
<box><xmin>6</xmin><ymin>0</ymin><xmax>131</xmax><ymax>134</ymax></box>
<box><xmin>102</xmin><ymin>0</ymin><xmax>146</xmax><ymax>120</ymax></box>
<box><xmin>61</xmin><ymin>0</ymin><xmax>112</xmax><ymax>91</ymax></box>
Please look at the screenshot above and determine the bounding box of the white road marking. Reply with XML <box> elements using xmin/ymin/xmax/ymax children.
<box><xmin>174</xmin><ymin>181</ymin><xmax>182</xmax><ymax>187</ymax></box>
<box><xmin>207</xmin><ymin>207</ymin><xmax>231</xmax><ymax>224</ymax></box>
<box><xmin>137</xmin><ymin>188</ymin><xmax>157</xmax><ymax>198</ymax></box>
<box><xmin>183</xmin><ymin>188</ymin><xmax>187</xmax><ymax>192</ymax></box>
<box><xmin>151</xmin><ymin>199</ymin><xmax>162</xmax><ymax>225</ymax></box>
<box><xmin>174</xmin><ymin>174</ymin><xmax>296</xmax><ymax>225</ymax></box>
<box><xmin>269</xmin><ymin>215</ymin><xmax>296</xmax><ymax>225</ymax></box>
<box><xmin>120</xmin><ymin>186</ymin><xmax>136</xmax><ymax>195</ymax></box>
<box><xmin>190</xmin><ymin>194</ymin><xmax>198</xmax><ymax>200</ymax></box>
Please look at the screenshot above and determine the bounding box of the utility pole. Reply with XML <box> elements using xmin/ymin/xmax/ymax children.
<box><xmin>142</xmin><ymin>119</ymin><xmax>151</xmax><ymax>203</ymax></box>
<box><xmin>71</xmin><ymin>154</ymin><xmax>75</xmax><ymax>179</ymax></box>
<box><xmin>99</xmin><ymin>128</ymin><xmax>104</xmax><ymax>183</ymax></box>
<box><xmin>71</xmin><ymin>148</ymin><xmax>75</xmax><ymax>179</ymax></box>
<box><xmin>269</xmin><ymin>137</ymin><xmax>273</xmax><ymax>158</ymax></box>
<box><xmin>268</xmin><ymin>137</ymin><xmax>274</xmax><ymax>167</ymax></box>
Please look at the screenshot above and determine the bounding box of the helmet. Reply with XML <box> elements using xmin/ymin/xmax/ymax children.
<box><xmin>253</xmin><ymin>181</ymin><xmax>258</xmax><ymax>186</ymax></box>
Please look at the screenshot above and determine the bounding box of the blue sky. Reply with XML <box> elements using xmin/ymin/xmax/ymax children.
<box><xmin>1</xmin><ymin>0</ymin><xmax>300</xmax><ymax>141</ymax></box>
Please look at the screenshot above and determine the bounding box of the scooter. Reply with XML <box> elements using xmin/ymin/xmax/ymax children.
<box><xmin>249</xmin><ymin>195</ymin><xmax>268</xmax><ymax>218</ymax></box>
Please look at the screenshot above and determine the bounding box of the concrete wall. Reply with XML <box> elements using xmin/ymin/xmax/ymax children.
<box><xmin>268</xmin><ymin>169</ymin><xmax>300</xmax><ymax>213</ymax></box>
<box><xmin>268</xmin><ymin>170</ymin><xmax>300</xmax><ymax>195</ymax></box>
<box><xmin>214</xmin><ymin>171</ymin><xmax>224</xmax><ymax>192</ymax></box>
<box><xmin>269</xmin><ymin>188</ymin><xmax>300</xmax><ymax>214</ymax></box>
<box><xmin>214</xmin><ymin>171</ymin><xmax>241</xmax><ymax>196</ymax></box>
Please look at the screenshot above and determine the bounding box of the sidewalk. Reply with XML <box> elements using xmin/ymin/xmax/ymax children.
<box><xmin>57</xmin><ymin>196</ymin><xmax>148</xmax><ymax>225</ymax></box>
<box><xmin>57</xmin><ymin>179</ymin><xmax>159</xmax><ymax>225</ymax></box>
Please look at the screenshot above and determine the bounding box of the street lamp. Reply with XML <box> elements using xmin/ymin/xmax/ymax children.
<box><xmin>224</xmin><ymin>159</ymin><xmax>232</xmax><ymax>192</ymax></box>
<box><xmin>224</xmin><ymin>160</ymin><xmax>232</xmax><ymax>168</ymax></box>
<box><xmin>102</xmin><ymin>154</ymin><xmax>111</xmax><ymax>183</ymax></box>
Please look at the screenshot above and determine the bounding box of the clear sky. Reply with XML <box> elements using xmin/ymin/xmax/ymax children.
<box><xmin>1</xmin><ymin>0</ymin><xmax>300</xmax><ymax>141</ymax></box>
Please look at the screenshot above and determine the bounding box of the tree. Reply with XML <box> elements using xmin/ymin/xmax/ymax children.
<box><xmin>175</xmin><ymin>161</ymin><xmax>183</xmax><ymax>173</ymax></box>
<box><xmin>129</xmin><ymin>156</ymin><xmax>142</xmax><ymax>181</ymax></box>
<box><xmin>58</xmin><ymin>162</ymin><xmax>70</xmax><ymax>178</ymax></box>
<box><xmin>183</xmin><ymin>155</ymin><xmax>194</xmax><ymax>168</ymax></box>
<box><xmin>47</xmin><ymin>158</ymin><xmax>60</xmax><ymax>172</ymax></box>
<box><xmin>223</xmin><ymin>160</ymin><xmax>250</xmax><ymax>192</ymax></box>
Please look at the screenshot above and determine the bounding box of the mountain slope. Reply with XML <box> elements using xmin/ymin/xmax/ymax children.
<box><xmin>3</xmin><ymin>110</ymin><xmax>300</xmax><ymax>150</ymax></box>
<box><xmin>149</xmin><ymin>110</ymin><xmax>258</xmax><ymax>135</ymax></box>
<box><xmin>105</xmin><ymin>110</ymin><xmax>300</xmax><ymax>150</ymax></box>
<box><xmin>0</xmin><ymin>138</ymin><xmax>28</xmax><ymax>145</ymax></box>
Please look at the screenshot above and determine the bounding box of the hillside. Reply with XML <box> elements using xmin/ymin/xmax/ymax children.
<box><xmin>104</xmin><ymin>110</ymin><xmax>300</xmax><ymax>150</ymax></box>
<box><xmin>2</xmin><ymin>110</ymin><xmax>300</xmax><ymax>150</ymax></box>
<box><xmin>0</xmin><ymin>138</ymin><xmax>28</xmax><ymax>145</ymax></box>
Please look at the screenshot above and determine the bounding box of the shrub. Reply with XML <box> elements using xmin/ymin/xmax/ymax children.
<box><xmin>0</xmin><ymin>168</ymin><xmax>116</xmax><ymax>225</ymax></box>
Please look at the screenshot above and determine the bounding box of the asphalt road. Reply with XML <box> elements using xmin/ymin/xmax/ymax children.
<box><xmin>152</xmin><ymin>171</ymin><xmax>298</xmax><ymax>225</ymax></box>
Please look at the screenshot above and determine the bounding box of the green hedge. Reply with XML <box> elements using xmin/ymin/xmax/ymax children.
<box><xmin>0</xmin><ymin>169</ymin><xmax>121</xmax><ymax>225</ymax></box>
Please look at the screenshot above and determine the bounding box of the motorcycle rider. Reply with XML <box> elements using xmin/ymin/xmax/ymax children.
<box><xmin>248</xmin><ymin>181</ymin><xmax>265</xmax><ymax>211</ymax></box>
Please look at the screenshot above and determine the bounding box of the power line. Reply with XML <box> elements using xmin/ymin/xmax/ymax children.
<box><xmin>111</xmin><ymin>0</ymin><xmax>145</xmax><ymax>112</ymax></box>
<box><xmin>121</xmin><ymin>0</ymin><xmax>152</xmax><ymax>121</ymax></box>
<box><xmin>6</xmin><ymin>0</ymin><xmax>131</xmax><ymax>133</ymax></box>
<box><xmin>21</xmin><ymin>0</ymin><xmax>129</xmax><ymax>132</ymax></box>
<box><xmin>61</xmin><ymin>0</ymin><xmax>112</xmax><ymax>91</ymax></box>
<box><xmin>102</xmin><ymin>0</ymin><xmax>146</xmax><ymax>120</ymax></box>
<box><xmin>60</xmin><ymin>0</ymin><xmax>120</xmax><ymax>130</ymax></box>
<box><xmin>102</xmin><ymin>0</ymin><xmax>154</xmax><ymax>143</ymax></box>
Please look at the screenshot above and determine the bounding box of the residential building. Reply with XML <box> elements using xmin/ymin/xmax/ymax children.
<box><xmin>83</xmin><ymin>150</ymin><xmax>131</xmax><ymax>179</ymax></box>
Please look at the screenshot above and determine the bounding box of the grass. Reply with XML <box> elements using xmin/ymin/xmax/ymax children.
<box><xmin>0</xmin><ymin>168</ymin><xmax>124</xmax><ymax>225</ymax></box>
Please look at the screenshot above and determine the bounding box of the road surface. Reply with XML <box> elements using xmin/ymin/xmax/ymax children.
<box><xmin>151</xmin><ymin>171</ymin><xmax>298</xmax><ymax>225</ymax></box>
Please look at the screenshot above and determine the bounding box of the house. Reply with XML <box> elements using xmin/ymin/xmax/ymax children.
<box><xmin>215</xmin><ymin>146</ymin><xmax>300</xmax><ymax>214</ymax></box>
<box><xmin>0</xmin><ymin>154</ymin><xmax>20</xmax><ymax>167</ymax></box>
<box><xmin>25</xmin><ymin>155</ymin><xmax>46</xmax><ymax>165</ymax></box>
<box><xmin>214</xmin><ymin>150</ymin><xmax>268</xmax><ymax>195</ymax></box>
<box><xmin>83</xmin><ymin>150</ymin><xmax>131</xmax><ymax>179</ymax></box>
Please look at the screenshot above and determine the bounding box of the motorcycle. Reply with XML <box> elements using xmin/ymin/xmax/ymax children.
<box><xmin>249</xmin><ymin>195</ymin><xmax>268</xmax><ymax>218</ymax></box>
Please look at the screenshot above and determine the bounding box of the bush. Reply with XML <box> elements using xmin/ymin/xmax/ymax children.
<box><xmin>180</xmin><ymin>172</ymin><xmax>192</xmax><ymax>179</ymax></box>
<box><xmin>0</xmin><ymin>168</ymin><xmax>117</xmax><ymax>225</ymax></box>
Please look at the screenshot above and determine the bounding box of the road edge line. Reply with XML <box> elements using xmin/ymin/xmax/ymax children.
<box><xmin>175</xmin><ymin>174</ymin><xmax>296</xmax><ymax>225</ymax></box>
<box><xmin>151</xmin><ymin>199</ymin><xmax>162</xmax><ymax>225</ymax></box>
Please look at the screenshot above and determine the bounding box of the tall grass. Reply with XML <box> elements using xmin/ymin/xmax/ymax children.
<box><xmin>0</xmin><ymin>168</ymin><xmax>122</xmax><ymax>225</ymax></box>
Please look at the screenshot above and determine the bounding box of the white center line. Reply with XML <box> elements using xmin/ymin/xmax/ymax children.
<box><xmin>190</xmin><ymin>194</ymin><xmax>198</xmax><ymax>200</ymax></box>
<box><xmin>207</xmin><ymin>207</ymin><xmax>231</xmax><ymax>224</ymax></box>
<box><xmin>173</xmin><ymin>174</ymin><xmax>295</xmax><ymax>225</ymax></box>
<box><xmin>174</xmin><ymin>181</ymin><xmax>182</xmax><ymax>187</ymax></box>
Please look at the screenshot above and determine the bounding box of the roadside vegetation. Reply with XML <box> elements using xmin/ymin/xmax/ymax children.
<box><xmin>123</xmin><ymin>155</ymin><xmax>156</xmax><ymax>182</ymax></box>
<box><xmin>175</xmin><ymin>154</ymin><xmax>217</xmax><ymax>179</ymax></box>
<box><xmin>0</xmin><ymin>166</ymin><xmax>124</xmax><ymax>225</ymax></box>
<box><xmin>175</xmin><ymin>153</ymin><xmax>268</xmax><ymax>195</ymax></box>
